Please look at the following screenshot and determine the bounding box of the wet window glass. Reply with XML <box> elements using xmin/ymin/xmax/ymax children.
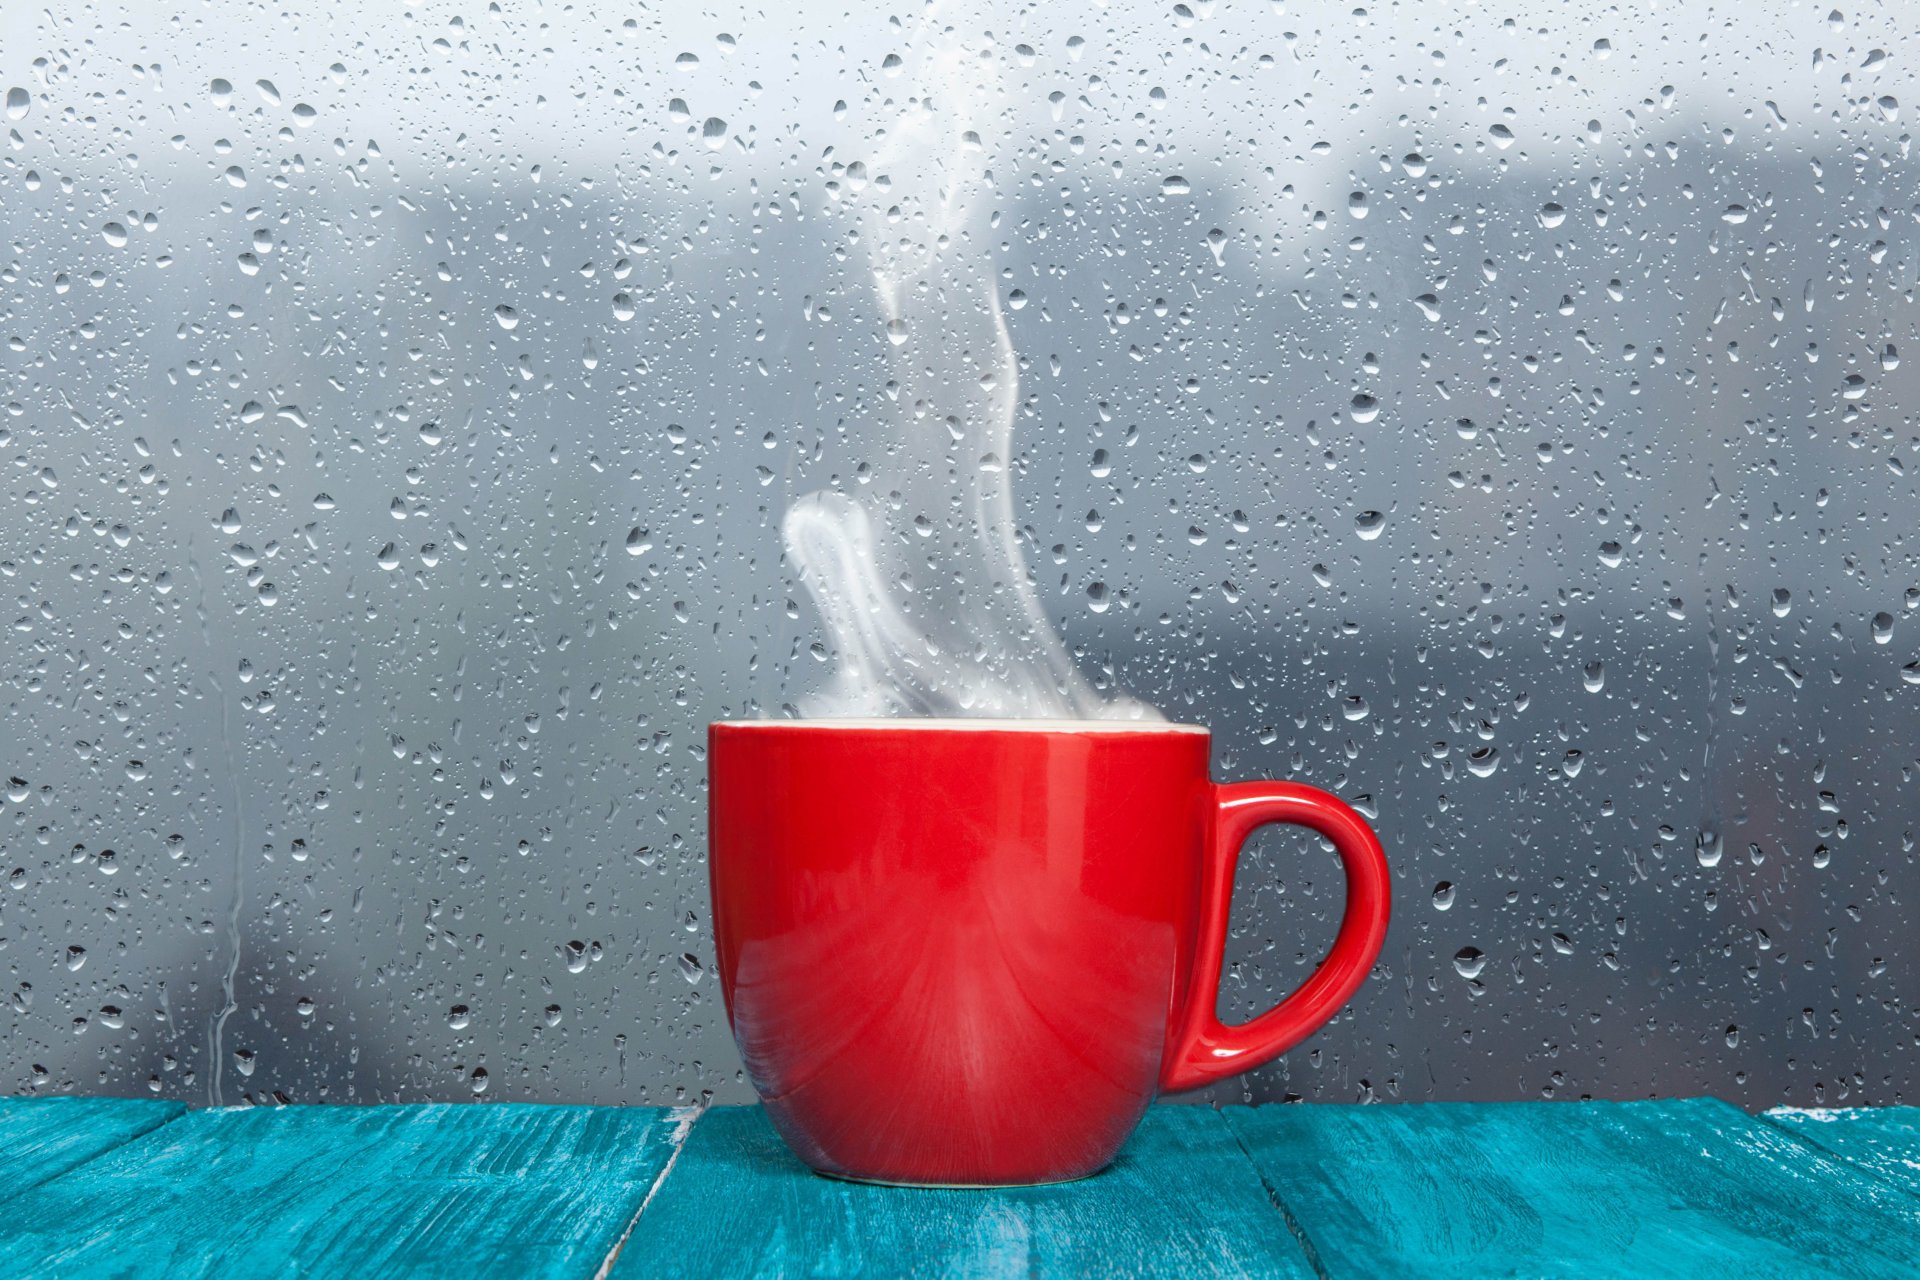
<box><xmin>2</xmin><ymin>2</ymin><xmax>1913</xmax><ymax>1107</ymax></box>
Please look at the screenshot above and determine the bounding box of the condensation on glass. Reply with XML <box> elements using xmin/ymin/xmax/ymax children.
<box><xmin>0</xmin><ymin>2</ymin><xmax>1914</xmax><ymax>1108</ymax></box>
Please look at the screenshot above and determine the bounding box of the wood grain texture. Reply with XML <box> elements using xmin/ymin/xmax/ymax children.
<box><xmin>1225</xmin><ymin>1097</ymin><xmax>1920</xmax><ymax>1279</ymax></box>
<box><xmin>0</xmin><ymin>1102</ymin><xmax>688</xmax><ymax>1280</ymax></box>
<box><xmin>611</xmin><ymin>1104</ymin><xmax>1315</xmax><ymax>1279</ymax></box>
<box><xmin>7</xmin><ymin>1097</ymin><xmax>1920</xmax><ymax>1278</ymax></box>
<box><xmin>1763</xmin><ymin>1106</ymin><xmax>1920</xmax><ymax>1191</ymax></box>
<box><xmin>0</xmin><ymin>1096</ymin><xmax>185</xmax><ymax>1205</ymax></box>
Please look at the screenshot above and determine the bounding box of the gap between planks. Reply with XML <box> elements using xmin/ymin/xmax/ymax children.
<box><xmin>1225</xmin><ymin>1117</ymin><xmax>1334</xmax><ymax>1280</ymax></box>
<box><xmin>6</xmin><ymin>1099</ymin><xmax>194</xmax><ymax>1202</ymax></box>
<box><xmin>592</xmin><ymin>1102</ymin><xmax>708</xmax><ymax>1280</ymax></box>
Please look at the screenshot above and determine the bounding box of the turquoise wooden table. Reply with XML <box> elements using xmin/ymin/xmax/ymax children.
<box><xmin>1</xmin><ymin>1097</ymin><xmax>1915</xmax><ymax>1277</ymax></box>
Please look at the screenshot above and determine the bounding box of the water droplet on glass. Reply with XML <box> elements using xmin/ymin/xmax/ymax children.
<box><xmin>625</xmin><ymin>527</ymin><xmax>653</xmax><ymax>556</ymax></box>
<box><xmin>1582</xmin><ymin>661</ymin><xmax>1606</xmax><ymax>692</ymax></box>
<box><xmin>4</xmin><ymin>87</ymin><xmax>30</xmax><ymax>120</ymax></box>
<box><xmin>494</xmin><ymin>304</ymin><xmax>519</xmax><ymax>330</ymax></box>
<box><xmin>885</xmin><ymin>317</ymin><xmax>909</xmax><ymax>345</ymax></box>
<box><xmin>1871</xmin><ymin>612</ymin><xmax>1894</xmax><ymax>644</ymax></box>
<box><xmin>1453</xmin><ymin>946</ymin><xmax>1486</xmax><ymax>979</ymax></box>
<box><xmin>1161</xmin><ymin>175</ymin><xmax>1190</xmax><ymax>194</ymax></box>
<box><xmin>448</xmin><ymin>1004</ymin><xmax>471</xmax><ymax>1030</ymax></box>
<box><xmin>209</xmin><ymin>78</ymin><xmax>232</xmax><ymax>107</ymax></box>
<box><xmin>701</xmin><ymin>116</ymin><xmax>728</xmax><ymax>148</ymax></box>
<box><xmin>375</xmin><ymin>542</ymin><xmax>400</xmax><ymax>570</ymax></box>
<box><xmin>102</xmin><ymin>222</ymin><xmax>129</xmax><ymax>247</ymax></box>
<box><xmin>1489</xmin><ymin>123</ymin><xmax>1515</xmax><ymax>148</ymax></box>
<box><xmin>1086</xmin><ymin>581</ymin><xmax>1110</xmax><ymax>613</ymax></box>
<box><xmin>1432</xmin><ymin>881</ymin><xmax>1455</xmax><ymax>911</ymax></box>
<box><xmin>1354</xmin><ymin>510</ymin><xmax>1386</xmax><ymax>540</ymax></box>
<box><xmin>1772</xmin><ymin>588</ymin><xmax>1792</xmax><ymax>617</ymax></box>
<box><xmin>1538</xmin><ymin>202</ymin><xmax>1567</xmax><ymax>228</ymax></box>
<box><xmin>1347</xmin><ymin>191</ymin><xmax>1369</xmax><ymax>218</ymax></box>
<box><xmin>1349</xmin><ymin>393</ymin><xmax>1379</xmax><ymax>423</ymax></box>
<box><xmin>1466</xmin><ymin>746</ymin><xmax>1500</xmax><ymax>778</ymax></box>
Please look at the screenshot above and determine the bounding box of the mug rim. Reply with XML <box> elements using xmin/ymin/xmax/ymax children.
<box><xmin>710</xmin><ymin>717</ymin><xmax>1206</xmax><ymax>735</ymax></box>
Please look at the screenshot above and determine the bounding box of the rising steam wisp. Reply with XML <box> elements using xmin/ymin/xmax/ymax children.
<box><xmin>781</xmin><ymin>7</ymin><xmax>1157</xmax><ymax>721</ymax></box>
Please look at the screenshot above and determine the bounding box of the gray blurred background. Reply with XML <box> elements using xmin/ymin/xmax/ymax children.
<box><xmin>3</xmin><ymin>0</ymin><xmax>1916</xmax><ymax>1110</ymax></box>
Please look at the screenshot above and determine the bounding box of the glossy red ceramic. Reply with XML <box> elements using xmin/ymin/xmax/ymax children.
<box><xmin>707</xmin><ymin>719</ymin><xmax>1390</xmax><ymax>1186</ymax></box>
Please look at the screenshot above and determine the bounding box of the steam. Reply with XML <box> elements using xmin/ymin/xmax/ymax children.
<box><xmin>783</xmin><ymin>5</ymin><xmax>1159</xmax><ymax>721</ymax></box>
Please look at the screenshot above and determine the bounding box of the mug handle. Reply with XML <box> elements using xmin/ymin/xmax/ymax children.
<box><xmin>1160</xmin><ymin>781</ymin><xmax>1392</xmax><ymax>1093</ymax></box>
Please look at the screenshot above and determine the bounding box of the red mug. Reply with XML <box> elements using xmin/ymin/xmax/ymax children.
<box><xmin>707</xmin><ymin>719</ymin><xmax>1391</xmax><ymax>1186</ymax></box>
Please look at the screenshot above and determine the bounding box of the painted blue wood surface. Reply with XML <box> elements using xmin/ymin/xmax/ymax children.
<box><xmin>4</xmin><ymin>1097</ymin><xmax>1920</xmax><ymax>1277</ymax></box>
<box><xmin>1763</xmin><ymin>1106</ymin><xmax>1920</xmax><ymax>1192</ymax></box>
<box><xmin>608</xmin><ymin>1104</ymin><xmax>1316</xmax><ymax>1279</ymax></box>
<box><xmin>1224</xmin><ymin>1097</ymin><xmax>1920</xmax><ymax>1279</ymax></box>
<box><xmin>0</xmin><ymin>1096</ymin><xmax>184</xmax><ymax>1204</ymax></box>
<box><xmin>0</xmin><ymin>1102</ymin><xmax>689</xmax><ymax>1279</ymax></box>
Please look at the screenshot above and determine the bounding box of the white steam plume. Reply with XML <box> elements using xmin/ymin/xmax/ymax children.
<box><xmin>783</xmin><ymin>3</ymin><xmax>1159</xmax><ymax>721</ymax></box>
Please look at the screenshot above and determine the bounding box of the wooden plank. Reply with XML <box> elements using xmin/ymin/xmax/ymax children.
<box><xmin>1224</xmin><ymin>1098</ymin><xmax>1920</xmax><ymax>1279</ymax></box>
<box><xmin>0</xmin><ymin>1102</ymin><xmax>690</xmax><ymax>1279</ymax></box>
<box><xmin>611</xmin><ymin>1104</ymin><xmax>1314</xmax><ymax>1279</ymax></box>
<box><xmin>0</xmin><ymin>1096</ymin><xmax>185</xmax><ymax>1204</ymax></box>
<box><xmin>1762</xmin><ymin>1106</ymin><xmax>1920</xmax><ymax>1191</ymax></box>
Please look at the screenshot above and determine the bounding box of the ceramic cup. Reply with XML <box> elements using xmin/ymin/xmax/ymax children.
<box><xmin>707</xmin><ymin>718</ymin><xmax>1391</xmax><ymax>1186</ymax></box>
